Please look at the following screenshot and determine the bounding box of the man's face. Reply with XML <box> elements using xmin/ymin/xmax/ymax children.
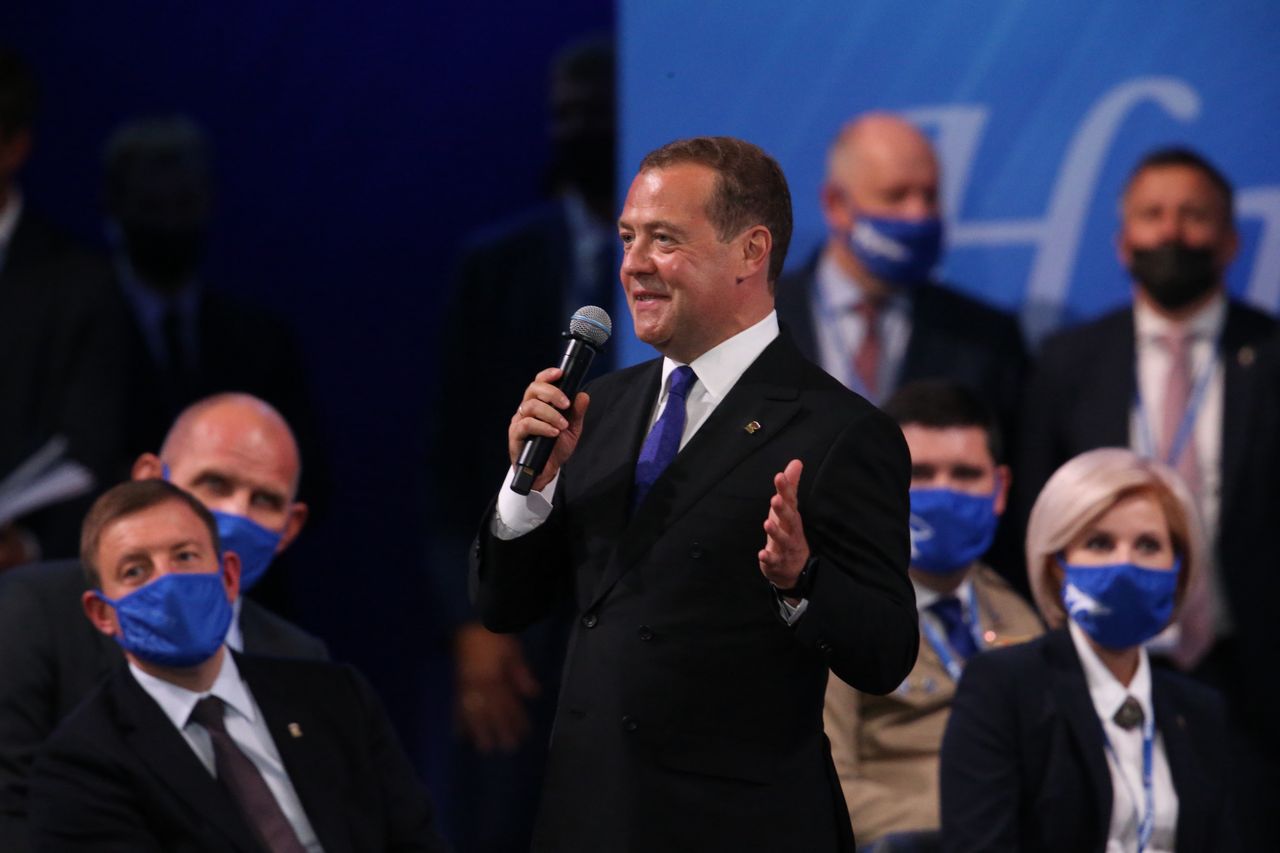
<box><xmin>826</xmin><ymin>135</ymin><xmax>939</xmax><ymax>234</ymax></box>
<box><xmin>902</xmin><ymin>424</ymin><xmax>1007</xmax><ymax>514</ymax></box>
<box><xmin>618</xmin><ymin>163</ymin><xmax>753</xmax><ymax>363</ymax></box>
<box><xmin>1118</xmin><ymin>165</ymin><xmax>1237</xmax><ymax>270</ymax></box>
<box><xmin>164</xmin><ymin>423</ymin><xmax>299</xmax><ymax>537</ymax></box>
<box><xmin>94</xmin><ymin>499</ymin><xmax>229</xmax><ymax>606</ymax></box>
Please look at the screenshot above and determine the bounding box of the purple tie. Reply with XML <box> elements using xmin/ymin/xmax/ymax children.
<box><xmin>633</xmin><ymin>365</ymin><xmax>697</xmax><ymax>508</ymax></box>
<box><xmin>189</xmin><ymin>696</ymin><xmax>307</xmax><ymax>853</ymax></box>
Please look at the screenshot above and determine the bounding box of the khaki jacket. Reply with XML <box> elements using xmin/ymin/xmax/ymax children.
<box><xmin>824</xmin><ymin>564</ymin><xmax>1043</xmax><ymax>842</ymax></box>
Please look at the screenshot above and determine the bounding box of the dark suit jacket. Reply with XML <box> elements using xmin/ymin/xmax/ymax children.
<box><xmin>0</xmin><ymin>211</ymin><xmax>125</xmax><ymax>557</ymax></box>
<box><xmin>474</xmin><ymin>334</ymin><xmax>918</xmax><ymax>852</ymax></box>
<box><xmin>0</xmin><ymin>560</ymin><xmax>328</xmax><ymax>853</ymax></box>
<box><xmin>1015</xmin><ymin>301</ymin><xmax>1280</xmax><ymax>733</ymax></box>
<box><xmin>27</xmin><ymin>654</ymin><xmax>447</xmax><ymax>852</ymax></box>
<box><xmin>939</xmin><ymin>628</ymin><xmax>1233</xmax><ymax>853</ymax></box>
<box><xmin>775</xmin><ymin>254</ymin><xmax>1028</xmax><ymax>435</ymax></box>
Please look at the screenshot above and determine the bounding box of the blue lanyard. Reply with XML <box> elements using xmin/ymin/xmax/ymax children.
<box><xmin>1102</xmin><ymin>714</ymin><xmax>1156</xmax><ymax>853</ymax></box>
<box><xmin>1133</xmin><ymin>336</ymin><xmax>1218</xmax><ymax>468</ymax></box>
<box><xmin>919</xmin><ymin>584</ymin><xmax>985</xmax><ymax>682</ymax></box>
<box><xmin>811</xmin><ymin>276</ymin><xmax>878</xmax><ymax>400</ymax></box>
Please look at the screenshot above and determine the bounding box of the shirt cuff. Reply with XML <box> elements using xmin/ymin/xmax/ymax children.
<box><xmin>778</xmin><ymin>596</ymin><xmax>809</xmax><ymax>625</ymax></box>
<box><xmin>492</xmin><ymin>466</ymin><xmax>559</xmax><ymax>540</ymax></box>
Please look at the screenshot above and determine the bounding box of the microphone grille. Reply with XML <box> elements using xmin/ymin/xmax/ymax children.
<box><xmin>569</xmin><ymin>305</ymin><xmax>612</xmax><ymax>347</ymax></box>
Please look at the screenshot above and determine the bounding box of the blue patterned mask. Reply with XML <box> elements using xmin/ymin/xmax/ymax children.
<box><xmin>909</xmin><ymin>485</ymin><xmax>999</xmax><ymax>574</ymax></box>
<box><xmin>848</xmin><ymin>214</ymin><xmax>943</xmax><ymax>284</ymax></box>
<box><xmin>95</xmin><ymin>568</ymin><xmax>232</xmax><ymax>667</ymax></box>
<box><xmin>211</xmin><ymin>511</ymin><xmax>282</xmax><ymax>591</ymax></box>
<box><xmin>1060</xmin><ymin>557</ymin><xmax>1180</xmax><ymax>649</ymax></box>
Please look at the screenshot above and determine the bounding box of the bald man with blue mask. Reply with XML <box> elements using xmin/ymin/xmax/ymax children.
<box><xmin>0</xmin><ymin>393</ymin><xmax>324</xmax><ymax>852</ymax></box>
<box><xmin>823</xmin><ymin>380</ymin><xmax>1042</xmax><ymax>845</ymax></box>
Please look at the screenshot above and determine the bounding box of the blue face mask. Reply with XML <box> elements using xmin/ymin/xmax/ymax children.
<box><xmin>212</xmin><ymin>511</ymin><xmax>282</xmax><ymax>592</ymax></box>
<box><xmin>848</xmin><ymin>213</ymin><xmax>944</xmax><ymax>284</ymax></box>
<box><xmin>1060</xmin><ymin>557</ymin><xmax>1180</xmax><ymax>650</ymax></box>
<box><xmin>95</xmin><ymin>568</ymin><xmax>233</xmax><ymax>667</ymax></box>
<box><xmin>909</xmin><ymin>485</ymin><xmax>1000</xmax><ymax>574</ymax></box>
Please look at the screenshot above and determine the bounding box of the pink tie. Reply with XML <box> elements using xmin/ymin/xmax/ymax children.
<box><xmin>853</xmin><ymin>301</ymin><xmax>882</xmax><ymax>400</ymax></box>
<box><xmin>1158</xmin><ymin>328</ymin><xmax>1213</xmax><ymax>669</ymax></box>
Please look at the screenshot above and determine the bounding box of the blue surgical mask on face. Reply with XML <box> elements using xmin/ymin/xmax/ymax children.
<box><xmin>1059</xmin><ymin>557</ymin><xmax>1180</xmax><ymax>650</ymax></box>
<box><xmin>95</xmin><ymin>568</ymin><xmax>233</xmax><ymax>667</ymax></box>
<box><xmin>211</xmin><ymin>511</ymin><xmax>282</xmax><ymax>592</ymax></box>
<box><xmin>848</xmin><ymin>213</ymin><xmax>944</xmax><ymax>284</ymax></box>
<box><xmin>909</xmin><ymin>484</ymin><xmax>1000</xmax><ymax>574</ymax></box>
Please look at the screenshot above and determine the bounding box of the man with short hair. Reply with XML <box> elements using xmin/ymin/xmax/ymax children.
<box><xmin>0</xmin><ymin>48</ymin><xmax>123</xmax><ymax>568</ymax></box>
<box><xmin>1017</xmin><ymin>146</ymin><xmax>1280</xmax><ymax>847</ymax></box>
<box><xmin>824</xmin><ymin>379</ymin><xmax>1042</xmax><ymax>846</ymax></box>
<box><xmin>27</xmin><ymin>479</ymin><xmax>447</xmax><ymax>851</ymax></box>
<box><xmin>475</xmin><ymin>136</ymin><xmax>917</xmax><ymax>851</ymax></box>
<box><xmin>0</xmin><ymin>394</ymin><xmax>325</xmax><ymax>851</ymax></box>
<box><xmin>776</xmin><ymin>112</ymin><xmax>1026</xmax><ymax>428</ymax></box>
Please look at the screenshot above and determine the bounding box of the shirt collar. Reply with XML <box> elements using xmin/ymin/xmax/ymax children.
<box><xmin>659</xmin><ymin>310</ymin><xmax>780</xmax><ymax>403</ymax></box>
<box><xmin>815</xmin><ymin>246</ymin><xmax>911</xmax><ymax>315</ymax></box>
<box><xmin>1134</xmin><ymin>289</ymin><xmax>1227</xmax><ymax>343</ymax></box>
<box><xmin>912</xmin><ymin>574</ymin><xmax>974</xmax><ymax>613</ymax></box>
<box><xmin>0</xmin><ymin>189</ymin><xmax>22</xmax><ymax>253</ymax></box>
<box><xmin>129</xmin><ymin>649</ymin><xmax>258</xmax><ymax>731</ymax></box>
<box><xmin>1068</xmin><ymin>619</ymin><xmax>1153</xmax><ymax>724</ymax></box>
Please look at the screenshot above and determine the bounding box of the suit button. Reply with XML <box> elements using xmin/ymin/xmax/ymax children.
<box><xmin>818</xmin><ymin>640</ymin><xmax>832</xmax><ymax>654</ymax></box>
<box><xmin>637</xmin><ymin>626</ymin><xmax>654</xmax><ymax>641</ymax></box>
<box><xmin>689</xmin><ymin>543</ymin><xmax>703</xmax><ymax>559</ymax></box>
<box><xmin>581</xmin><ymin>613</ymin><xmax>598</xmax><ymax>629</ymax></box>
<box><xmin>622</xmin><ymin>715</ymin><xmax>639</xmax><ymax>732</ymax></box>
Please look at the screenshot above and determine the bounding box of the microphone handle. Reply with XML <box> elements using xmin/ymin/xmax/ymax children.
<box><xmin>510</xmin><ymin>335</ymin><xmax>599</xmax><ymax>495</ymax></box>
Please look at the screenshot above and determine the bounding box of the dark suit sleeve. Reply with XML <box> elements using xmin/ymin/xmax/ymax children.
<box><xmin>472</xmin><ymin>493</ymin><xmax>572</xmax><ymax>633</ymax></box>
<box><xmin>1012</xmin><ymin>335</ymin><xmax>1074</xmax><ymax>547</ymax></box>
<box><xmin>795</xmin><ymin>406</ymin><xmax>918</xmax><ymax>694</ymax></box>
<box><xmin>0</xmin><ymin>572</ymin><xmax>56</xmax><ymax>853</ymax></box>
<box><xmin>27</xmin><ymin>726</ymin><xmax>165</xmax><ymax>853</ymax></box>
<box><xmin>238</xmin><ymin>600</ymin><xmax>330</xmax><ymax>661</ymax></box>
<box><xmin>939</xmin><ymin>650</ymin><xmax>1023</xmax><ymax>853</ymax></box>
<box><xmin>342</xmin><ymin>666</ymin><xmax>452</xmax><ymax>852</ymax></box>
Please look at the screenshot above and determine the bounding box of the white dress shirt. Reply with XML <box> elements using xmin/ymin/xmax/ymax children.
<box><xmin>1130</xmin><ymin>293</ymin><xmax>1229</xmax><ymax>633</ymax></box>
<box><xmin>1068</xmin><ymin>621</ymin><xmax>1178</xmax><ymax>853</ymax></box>
<box><xmin>494</xmin><ymin>311</ymin><xmax>806</xmax><ymax>621</ymax></box>
<box><xmin>129</xmin><ymin>652</ymin><xmax>323</xmax><ymax>852</ymax></box>
<box><xmin>810</xmin><ymin>249</ymin><xmax>912</xmax><ymax>402</ymax></box>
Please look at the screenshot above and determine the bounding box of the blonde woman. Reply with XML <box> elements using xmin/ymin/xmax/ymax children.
<box><xmin>939</xmin><ymin>448</ymin><xmax>1232</xmax><ymax>852</ymax></box>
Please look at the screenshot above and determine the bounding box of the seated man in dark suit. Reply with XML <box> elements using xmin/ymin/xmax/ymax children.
<box><xmin>27</xmin><ymin>478</ymin><xmax>448</xmax><ymax>851</ymax></box>
<box><xmin>0</xmin><ymin>48</ymin><xmax>124</xmax><ymax>567</ymax></box>
<box><xmin>775</xmin><ymin>112</ymin><xmax>1027</xmax><ymax>429</ymax></box>
<box><xmin>0</xmin><ymin>394</ymin><xmax>326</xmax><ymax>852</ymax></box>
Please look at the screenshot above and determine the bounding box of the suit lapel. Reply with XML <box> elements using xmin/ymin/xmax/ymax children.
<box><xmin>1044</xmin><ymin>630</ymin><xmax>1113</xmax><ymax>840</ymax></box>
<box><xmin>110</xmin><ymin>668</ymin><xmax>262</xmax><ymax>853</ymax></box>
<box><xmin>1153</xmin><ymin>673</ymin><xmax>1203</xmax><ymax>851</ymax></box>
<box><xmin>587</xmin><ymin>338</ymin><xmax>802</xmax><ymax>610</ymax></box>
<box><xmin>1217</xmin><ymin>304</ymin><xmax>1262</xmax><ymax>522</ymax></box>
<box><xmin>238</xmin><ymin>659</ymin><xmax>354</xmax><ymax>853</ymax></box>
<box><xmin>1094</xmin><ymin>312</ymin><xmax>1138</xmax><ymax>448</ymax></box>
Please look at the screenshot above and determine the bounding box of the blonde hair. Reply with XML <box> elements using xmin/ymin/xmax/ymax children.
<box><xmin>1025</xmin><ymin>448</ymin><xmax>1204</xmax><ymax>628</ymax></box>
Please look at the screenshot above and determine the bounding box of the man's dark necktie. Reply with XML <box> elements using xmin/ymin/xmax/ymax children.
<box><xmin>161</xmin><ymin>305</ymin><xmax>190</xmax><ymax>378</ymax></box>
<box><xmin>1113</xmin><ymin>696</ymin><xmax>1145</xmax><ymax>731</ymax></box>
<box><xmin>927</xmin><ymin>595</ymin><xmax>979</xmax><ymax>660</ymax></box>
<box><xmin>189</xmin><ymin>696</ymin><xmax>307</xmax><ymax>853</ymax></box>
<box><xmin>633</xmin><ymin>365</ymin><xmax>696</xmax><ymax>508</ymax></box>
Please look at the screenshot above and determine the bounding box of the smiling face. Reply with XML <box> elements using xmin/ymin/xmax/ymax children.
<box><xmin>1063</xmin><ymin>491</ymin><xmax>1176</xmax><ymax>571</ymax></box>
<box><xmin>618</xmin><ymin>163</ymin><xmax>773</xmax><ymax>363</ymax></box>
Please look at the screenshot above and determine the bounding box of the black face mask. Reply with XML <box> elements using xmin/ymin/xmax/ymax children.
<box><xmin>1128</xmin><ymin>242</ymin><xmax>1220</xmax><ymax>311</ymax></box>
<box><xmin>122</xmin><ymin>224</ymin><xmax>206</xmax><ymax>293</ymax></box>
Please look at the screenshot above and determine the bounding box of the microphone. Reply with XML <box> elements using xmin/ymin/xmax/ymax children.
<box><xmin>510</xmin><ymin>305</ymin><xmax>612</xmax><ymax>495</ymax></box>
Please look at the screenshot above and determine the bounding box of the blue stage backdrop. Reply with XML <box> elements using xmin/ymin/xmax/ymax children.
<box><xmin>617</xmin><ymin>0</ymin><xmax>1280</xmax><ymax>361</ymax></box>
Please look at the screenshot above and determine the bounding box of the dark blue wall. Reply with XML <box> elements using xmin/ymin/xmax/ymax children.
<box><xmin>1</xmin><ymin>0</ymin><xmax>613</xmax><ymax>807</ymax></box>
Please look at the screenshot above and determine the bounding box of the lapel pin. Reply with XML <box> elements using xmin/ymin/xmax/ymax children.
<box><xmin>744</xmin><ymin>420</ymin><xmax>762</xmax><ymax>434</ymax></box>
<box><xmin>1238</xmin><ymin>346</ymin><xmax>1255</xmax><ymax>367</ymax></box>
<box><xmin>287</xmin><ymin>723</ymin><xmax>303</xmax><ymax>738</ymax></box>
